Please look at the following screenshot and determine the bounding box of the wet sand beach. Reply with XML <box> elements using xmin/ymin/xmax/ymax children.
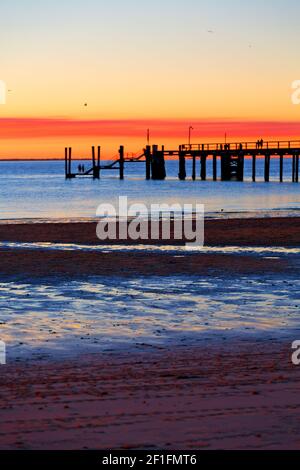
<box><xmin>1</xmin><ymin>338</ymin><xmax>300</xmax><ymax>450</ymax></box>
<box><xmin>0</xmin><ymin>217</ymin><xmax>300</xmax><ymax>449</ymax></box>
<box><xmin>0</xmin><ymin>216</ymin><xmax>299</xmax><ymax>247</ymax></box>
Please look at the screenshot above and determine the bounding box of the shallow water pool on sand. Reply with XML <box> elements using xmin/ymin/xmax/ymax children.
<box><xmin>0</xmin><ymin>257</ymin><xmax>299</xmax><ymax>360</ymax></box>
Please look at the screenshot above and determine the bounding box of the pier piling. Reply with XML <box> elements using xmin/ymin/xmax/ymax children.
<box><xmin>252</xmin><ymin>155</ymin><xmax>256</xmax><ymax>182</ymax></box>
<box><xmin>145</xmin><ymin>146</ymin><xmax>151</xmax><ymax>180</ymax></box>
<box><xmin>192</xmin><ymin>155</ymin><xmax>196</xmax><ymax>181</ymax></box>
<box><xmin>92</xmin><ymin>146</ymin><xmax>100</xmax><ymax>179</ymax></box>
<box><xmin>280</xmin><ymin>155</ymin><xmax>283</xmax><ymax>182</ymax></box>
<box><xmin>65</xmin><ymin>148</ymin><xmax>68</xmax><ymax>179</ymax></box>
<box><xmin>68</xmin><ymin>147</ymin><xmax>72</xmax><ymax>177</ymax></box>
<box><xmin>178</xmin><ymin>148</ymin><xmax>186</xmax><ymax>181</ymax></box>
<box><xmin>213</xmin><ymin>155</ymin><xmax>217</xmax><ymax>181</ymax></box>
<box><xmin>119</xmin><ymin>145</ymin><xmax>124</xmax><ymax>180</ymax></box>
<box><xmin>200</xmin><ymin>155</ymin><xmax>207</xmax><ymax>181</ymax></box>
<box><xmin>221</xmin><ymin>154</ymin><xmax>230</xmax><ymax>181</ymax></box>
<box><xmin>97</xmin><ymin>146</ymin><xmax>101</xmax><ymax>178</ymax></box>
<box><xmin>292</xmin><ymin>155</ymin><xmax>297</xmax><ymax>183</ymax></box>
<box><xmin>237</xmin><ymin>154</ymin><xmax>244</xmax><ymax>182</ymax></box>
<box><xmin>264</xmin><ymin>155</ymin><xmax>270</xmax><ymax>182</ymax></box>
<box><xmin>151</xmin><ymin>145</ymin><xmax>166</xmax><ymax>180</ymax></box>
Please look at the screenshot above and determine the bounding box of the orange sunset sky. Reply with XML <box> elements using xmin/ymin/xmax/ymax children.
<box><xmin>1</xmin><ymin>0</ymin><xmax>300</xmax><ymax>159</ymax></box>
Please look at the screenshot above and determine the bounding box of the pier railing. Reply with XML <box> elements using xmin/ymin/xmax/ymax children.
<box><xmin>181</xmin><ymin>140</ymin><xmax>300</xmax><ymax>152</ymax></box>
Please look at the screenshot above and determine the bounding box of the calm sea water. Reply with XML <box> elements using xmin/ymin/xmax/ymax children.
<box><xmin>0</xmin><ymin>158</ymin><xmax>299</xmax><ymax>220</ymax></box>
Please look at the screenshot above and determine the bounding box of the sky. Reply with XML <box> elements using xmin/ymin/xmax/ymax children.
<box><xmin>1</xmin><ymin>0</ymin><xmax>300</xmax><ymax>158</ymax></box>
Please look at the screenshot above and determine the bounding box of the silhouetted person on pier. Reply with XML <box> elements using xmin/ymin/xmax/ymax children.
<box><xmin>260</xmin><ymin>139</ymin><xmax>264</xmax><ymax>148</ymax></box>
<box><xmin>239</xmin><ymin>143</ymin><xmax>243</xmax><ymax>150</ymax></box>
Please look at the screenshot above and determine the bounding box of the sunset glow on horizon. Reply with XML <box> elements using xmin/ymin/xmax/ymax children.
<box><xmin>1</xmin><ymin>0</ymin><xmax>300</xmax><ymax>158</ymax></box>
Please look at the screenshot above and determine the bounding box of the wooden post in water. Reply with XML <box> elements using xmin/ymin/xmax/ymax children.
<box><xmin>91</xmin><ymin>146</ymin><xmax>99</xmax><ymax>179</ymax></box>
<box><xmin>145</xmin><ymin>146</ymin><xmax>151</xmax><ymax>180</ymax></box>
<box><xmin>213</xmin><ymin>155</ymin><xmax>217</xmax><ymax>181</ymax></box>
<box><xmin>151</xmin><ymin>145</ymin><xmax>166</xmax><ymax>180</ymax></box>
<box><xmin>192</xmin><ymin>154</ymin><xmax>196</xmax><ymax>181</ymax></box>
<box><xmin>152</xmin><ymin>145</ymin><xmax>158</xmax><ymax>180</ymax></box>
<box><xmin>221</xmin><ymin>153</ymin><xmax>230</xmax><ymax>181</ymax></box>
<box><xmin>252</xmin><ymin>154</ymin><xmax>256</xmax><ymax>182</ymax></box>
<box><xmin>292</xmin><ymin>154</ymin><xmax>296</xmax><ymax>182</ymax></box>
<box><xmin>178</xmin><ymin>147</ymin><xmax>186</xmax><ymax>181</ymax></box>
<box><xmin>68</xmin><ymin>147</ymin><xmax>72</xmax><ymax>176</ymax></box>
<box><xmin>119</xmin><ymin>145</ymin><xmax>124</xmax><ymax>180</ymax></box>
<box><xmin>200</xmin><ymin>155</ymin><xmax>206</xmax><ymax>181</ymax></box>
<box><xmin>237</xmin><ymin>154</ymin><xmax>244</xmax><ymax>182</ymax></box>
<box><xmin>264</xmin><ymin>155</ymin><xmax>270</xmax><ymax>182</ymax></box>
<box><xmin>97</xmin><ymin>146</ymin><xmax>101</xmax><ymax>178</ymax></box>
<box><xmin>65</xmin><ymin>148</ymin><xmax>68</xmax><ymax>178</ymax></box>
<box><xmin>296</xmin><ymin>154</ymin><xmax>299</xmax><ymax>183</ymax></box>
<box><xmin>280</xmin><ymin>155</ymin><xmax>283</xmax><ymax>182</ymax></box>
<box><xmin>92</xmin><ymin>146</ymin><xmax>95</xmax><ymax>173</ymax></box>
<box><xmin>92</xmin><ymin>146</ymin><xmax>97</xmax><ymax>179</ymax></box>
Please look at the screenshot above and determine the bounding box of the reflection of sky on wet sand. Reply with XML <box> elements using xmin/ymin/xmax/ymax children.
<box><xmin>0</xmin><ymin>263</ymin><xmax>299</xmax><ymax>360</ymax></box>
<box><xmin>1</xmin><ymin>241</ymin><xmax>300</xmax><ymax>255</ymax></box>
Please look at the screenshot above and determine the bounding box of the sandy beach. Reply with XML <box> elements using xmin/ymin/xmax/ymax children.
<box><xmin>0</xmin><ymin>217</ymin><xmax>299</xmax><ymax>246</ymax></box>
<box><xmin>0</xmin><ymin>217</ymin><xmax>300</xmax><ymax>450</ymax></box>
<box><xmin>1</xmin><ymin>338</ymin><xmax>300</xmax><ymax>450</ymax></box>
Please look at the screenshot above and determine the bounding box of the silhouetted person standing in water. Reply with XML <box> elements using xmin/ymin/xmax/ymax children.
<box><xmin>78</xmin><ymin>164</ymin><xmax>82</xmax><ymax>173</ymax></box>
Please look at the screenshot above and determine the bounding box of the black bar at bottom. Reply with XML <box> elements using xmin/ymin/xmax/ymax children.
<box><xmin>0</xmin><ymin>450</ymin><xmax>297</xmax><ymax>467</ymax></box>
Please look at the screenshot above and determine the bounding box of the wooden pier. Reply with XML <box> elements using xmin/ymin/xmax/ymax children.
<box><xmin>65</xmin><ymin>140</ymin><xmax>300</xmax><ymax>183</ymax></box>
